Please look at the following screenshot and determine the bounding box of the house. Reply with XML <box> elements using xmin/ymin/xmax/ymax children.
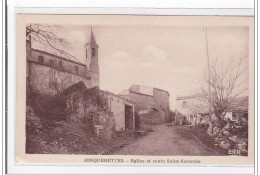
<box><xmin>175</xmin><ymin>93</ymin><xmax>210</xmax><ymax>125</ymax></box>
<box><xmin>176</xmin><ymin>93</ymin><xmax>249</xmax><ymax>125</ymax></box>
<box><xmin>100</xmin><ymin>90</ymin><xmax>135</xmax><ymax>131</ymax></box>
<box><xmin>171</xmin><ymin>109</ymin><xmax>189</xmax><ymax>125</ymax></box>
<box><xmin>120</xmin><ymin>85</ymin><xmax>170</xmax><ymax>124</ymax></box>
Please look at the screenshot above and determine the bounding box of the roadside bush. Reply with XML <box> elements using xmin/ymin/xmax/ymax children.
<box><xmin>32</xmin><ymin>93</ymin><xmax>69</xmax><ymax>121</ymax></box>
<box><xmin>228</xmin><ymin>122</ymin><xmax>248</xmax><ymax>138</ymax></box>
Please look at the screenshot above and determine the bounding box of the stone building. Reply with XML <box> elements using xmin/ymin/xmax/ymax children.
<box><xmin>26</xmin><ymin>28</ymin><xmax>100</xmax><ymax>95</ymax></box>
<box><xmin>26</xmin><ymin>27</ymin><xmax>136</xmax><ymax>138</ymax></box>
<box><xmin>120</xmin><ymin>85</ymin><xmax>170</xmax><ymax>124</ymax></box>
<box><xmin>175</xmin><ymin>94</ymin><xmax>209</xmax><ymax>125</ymax></box>
<box><xmin>175</xmin><ymin>94</ymin><xmax>248</xmax><ymax>125</ymax></box>
<box><xmin>100</xmin><ymin>90</ymin><xmax>135</xmax><ymax>131</ymax></box>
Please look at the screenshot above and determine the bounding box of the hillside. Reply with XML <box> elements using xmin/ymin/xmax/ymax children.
<box><xmin>26</xmin><ymin>82</ymin><xmax>144</xmax><ymax>154</ymax></box>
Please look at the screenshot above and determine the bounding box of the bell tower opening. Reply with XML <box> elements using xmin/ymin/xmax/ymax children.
<box><xmin>92</xmin><ymin>48</ymin><xmax>96</xmax><ymax>57</ymax></box>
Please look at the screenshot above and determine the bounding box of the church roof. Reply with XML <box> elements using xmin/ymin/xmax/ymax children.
<box><xmin>90</xmin><ymin>27</ymin><xmax>96</xmax><ymax>44</ymax></box>
<box><xmin>31</xmin><ymin>48</ymin><xmax>86</xmax><ymax>67</ymax></box>
<box><xmin>85</xmin><ymin>27</ymin><xmax>98</xmax><ymax>47</ymax></box>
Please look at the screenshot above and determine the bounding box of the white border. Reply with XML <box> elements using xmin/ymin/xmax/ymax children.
<box><xmin>11</xmin><ymin>0</ymin><xmax>254</xmax><ymax>9</ymax></box>
<box><xmin>6</xmin><ymin>0</ymin><xmax>256</xmax><ymax>174</ymax></box>
<box><xmin>15</xmin><ymin>8</ymin><xmax>254</xmax><ymax>16</ymax></box>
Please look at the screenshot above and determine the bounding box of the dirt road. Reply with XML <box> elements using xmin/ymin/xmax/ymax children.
<box><xmin>112</xmin><ymin>124</ymin><xmax>224</xmax><ymax>156</ymax></box>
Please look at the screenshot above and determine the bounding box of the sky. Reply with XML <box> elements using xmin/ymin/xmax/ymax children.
<box><xmin>32</xmin><ymin>24</ymin><xmax>249</xmax><ymax>109</ymax></box>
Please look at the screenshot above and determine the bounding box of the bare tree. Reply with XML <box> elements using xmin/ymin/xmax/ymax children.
<box><xmin>26</xmin><ymin>24</ymin><xmax>80</xmax><ymax>96</ymax></box>
<box><xmin>199</xmin><ymin>52</ymin><xmax>248</xmax><ymax>128</ymax></box>
<box><xmin>26</xmin><ymin>23</ymin><xmax>78</xmax><ymax>61</ymax></box>
<box><xmin>49</xmin><ymin>68</ymin><xmax>79</xmax><ymax>94</ymax></box>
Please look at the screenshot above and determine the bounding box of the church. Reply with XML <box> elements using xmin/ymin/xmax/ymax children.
<box><xmin>26</xmin><ymin>27</ymin><xmax>136</xmax><ymax>135</ymax></box>
<box><xmin>26</xmin><ymin>28</ymin><xmax>100</xmax><ymax>95</ymax></box>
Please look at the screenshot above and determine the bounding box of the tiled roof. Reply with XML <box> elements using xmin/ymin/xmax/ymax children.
<box><xmin>176</xmin><ymin>93</ymin><xmax>208</xmax><ymax>100</ymax></box>
<box><xmin>31</xmin><ymin>48</ymin><xmax>86</xmax><ymax>67</ymax></box>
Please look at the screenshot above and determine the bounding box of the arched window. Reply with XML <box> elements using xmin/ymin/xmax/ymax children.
<box><xmin>92</xmin><ymin>48</ymin><xmax>96</xmax><ymax>57</ymax></box>
<box><xmin>38</xmin><ymin>56</ymin><xmax>44</xmax><ymax>64</ymax></box>
<box><xmin>75</xmin><ymin>66</ymin><xmax>79</xmax><ymax>73</ymax></box>
<box><xmin>58</xmin><ymin>60</ymin><xmax>63</xmax><ymax>69</ymax></box>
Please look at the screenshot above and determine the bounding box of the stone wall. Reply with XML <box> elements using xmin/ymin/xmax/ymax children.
<box><xmin>153</xmin><ymin>88</ymin><xmax>170</xmax><ymax>122</ymax></box>
<box><xmin>139</xmin><ymin>110</ymin><xmax>163</xmax><ymax>125</ymax></box>
<box><xmin>87</xmin><ymin>71</ymin><xmax>100</xmax><ymax>88</ymax></box>
<box><xmin>28</xmin><ymin>62</ymin><xmax>91</xmax><ymax>95</ymax></box>
<box><xmin>108</xmin><ymin>98</ymin><xmax>125</xmax><ymax>131</ymax></box>
<box><xmin>127</xmin><ymin>88</ymin><xmax>170</xmax><ymax>123</ymax></box>
<box><xmin>128</xmin><ymin>91</ymin><xmax>154</xmax><ymax>111</ymax></box>
<box><xmin>26</xmin><ymin>46</ymin><xmax>99</xmax><ymax>96</ymax></box>
<box><xmin>63</xmin><ymin>83</ymin><xmax>116</xmax><ymax>139</ymax></box>
<box><xmin>30</xmin><ymin>49</ymin><xmax>87</xmax><ymax>78</ymax></box>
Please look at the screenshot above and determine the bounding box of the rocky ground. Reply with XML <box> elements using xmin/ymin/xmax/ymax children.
<box><xmin>26</xmin><ymin>106</ymin><xmax>147</xmax><ymax>154</ymax></box>
<box><xmin>26</xmin><ymin>104</ymin><xmax>247</xmax><ymax>156</ymax></box>
<box><xmin>212</xmin><ymin>121</ymin><xmax>248</xmax><ymax>156</ymax></box>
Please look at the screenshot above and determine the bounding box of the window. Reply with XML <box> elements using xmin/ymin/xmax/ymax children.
<box><xmin>92</xmin><ymin>48</ymin><xmax>96</xmax><ymax>57</ymax></box>
<box><xmin>38</xmin><ymin>56</ymin><xmax>44</xmax><ymax>64</ymax></box>
<box><xmin>75</xmin><ymin>66</ymin><xmax>79</xmax><ymax>73</ymax></box>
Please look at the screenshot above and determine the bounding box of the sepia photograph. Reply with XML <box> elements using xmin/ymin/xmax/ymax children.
<box><xmin>25</xmin><ymin>23</ymin><xmax>250</xmax><ymax>156</ymax></box>
<box><xmin>15</xmin><ymin>15</ymin><xmax>254</xmax><ymax>165</ymax></box>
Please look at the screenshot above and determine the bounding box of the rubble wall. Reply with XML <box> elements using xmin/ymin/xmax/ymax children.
<box><xmin>32</xmin><ymin>82</ymin><xmax>116</xmax><ymax>139</ymax></box>
<box><xmin>139</xmin><ymin>110</ymin><xmax>164</xmax><ymax>125</ymax></box>
<box><xmin>28</xmin><ymin>62</ymin><xmax>91</xmax><ymax>95</ymax></box>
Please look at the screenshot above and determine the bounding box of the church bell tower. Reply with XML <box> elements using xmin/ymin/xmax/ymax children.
<box><xmin>85</xmin><ymin>28</ymin><xmax>100</xmax><ymax>87</ymax></box>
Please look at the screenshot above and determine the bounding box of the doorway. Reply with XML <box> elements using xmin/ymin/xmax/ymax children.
<box><xmin>125</xmin><ymin>104</ymin><xmax>134</xmax><ymax>130</ymax></box>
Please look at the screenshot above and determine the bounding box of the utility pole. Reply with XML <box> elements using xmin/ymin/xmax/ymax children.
<box><xmin>205</xmin><ymin>27</ymin><xmax>213</xmax><ymax>134</ymax></box>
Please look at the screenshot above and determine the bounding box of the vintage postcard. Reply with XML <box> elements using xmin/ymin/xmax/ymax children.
<box><xmin>16</xmin><ymin>15</ymin><xmax>254</xmax><ymax>166</ymax></box>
